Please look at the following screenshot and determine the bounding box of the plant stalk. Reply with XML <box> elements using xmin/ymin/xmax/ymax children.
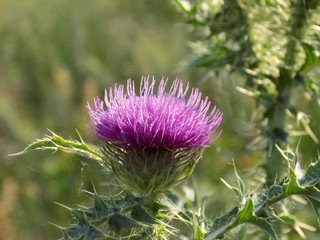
<box><xmin>264</xmin><ymin>0</ymin><xmax>319</xmax><ymax>186</ymax></box>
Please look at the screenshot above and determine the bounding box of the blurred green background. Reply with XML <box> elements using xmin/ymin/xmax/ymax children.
<box><xmin>0</xmin><ymin>1</ymin><xmax>319</xmax><ymax>239</ymax></box>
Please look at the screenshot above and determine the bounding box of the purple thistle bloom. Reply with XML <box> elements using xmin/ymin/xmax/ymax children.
<box><xmin>87</xmin><ymin>76</ymin><xmax>222</xmax><ymax>194</ymax></box>
<box><xmin>87</xmin><ymin>77</ymin><xmax>222</xmax><ymax>150</ymax></box>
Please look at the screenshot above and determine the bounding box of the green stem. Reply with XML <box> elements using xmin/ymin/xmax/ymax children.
<box><xmin>264</xmin><ymin>0</ymin><xmax>319</xmax><ymax>186</ymax></box>
<box><xmin>265</xmin><ymin>69</ymin><xmax>293</xmax><ymax>186</ymax></box>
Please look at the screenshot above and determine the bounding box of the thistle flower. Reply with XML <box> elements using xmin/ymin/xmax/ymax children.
<box><xmin>87</xmin><ymin>77</ymin><xmax>222</xmax><ymax>195</ymax></box>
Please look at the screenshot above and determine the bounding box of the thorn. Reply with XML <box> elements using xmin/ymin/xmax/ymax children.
<box><xmin>220</xmin><ymin>178</ymin><xmax>233</xmax><ymax>190</ymax></box>
<box><xmin>75</xmin><ymin>128</ymin><xmax>85</xmax><ymax>143</ymax></box>
<box><xmin>54</xmin><ymin>202</ymin><xmax>74</xmax><ymax>211</ymax></box>
<box><xmin>8</xmin><ymin>151</ymin><xmax>25</xmax><ymax>157</ymax></box>
<box><xmin>48</xmin><ymin>222</ymin><xmax>66</xmax><ymax>230</ymax></box>
<box><xmin>47</xmin><ymin>128</ymin><xmax>57</xmax><ymax>136</ymax></box>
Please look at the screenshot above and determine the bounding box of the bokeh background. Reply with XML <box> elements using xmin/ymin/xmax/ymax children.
<box><xmin>0</xmin><ymin>1</ymin><xmax>319</xmax><ymax>239</ymax></box>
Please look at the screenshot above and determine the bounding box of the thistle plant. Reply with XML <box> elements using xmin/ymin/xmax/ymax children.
<box><xmin>16</xmin><ymin>75</ymin><xmax>320</xmax><ymax>239</ymax></box>
<box><xmin>87</xmin><ymin>77</ymin><xmax>222</xmax><ymax>195</ymax></box>
<box><xmin>17</xmin><ymin>77</ymin><xmax>223</xmax><ymax>239</ymax></box>
<box><xmin>13</xmin><ymin>1</ymin><xmax>320</xmax><ymax>239</ymax></box>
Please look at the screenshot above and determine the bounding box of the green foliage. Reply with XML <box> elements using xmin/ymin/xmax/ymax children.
<box><xmin>173</xmin><ymin>2</ymin><xmax>320</xmax><ymax>238</ymax></box>
<box><xmin>206</xmin><ymin>154</ymin><xmax>320</xmax><ymax>240</ymax></box>
<box><xmin>18</xmin><ymin>131</ymin><xmax>320</xmax><ymax>239</ymax></box>
<box><xmin>12</xmin><ymin>130</ymin><xmax>103</xmax><ymax>163</ymax></box>
<box><xmin>54</xmin><ymin>190</ymin><xmax>180</xmax><ymax>239</ymax></box>
<box><xmin>2</xmin><ymin>0</ymin><xmax>320</xmax><ymax>239</ymax></box>
<box><xmin>175</xmin><ymin>0</ymin><xmax>320</xmax><ymax>185</ymax></box>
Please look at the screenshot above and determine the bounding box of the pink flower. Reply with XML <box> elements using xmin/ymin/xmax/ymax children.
<box><xmin>87</xmin><ymin>76</ymin><xmax>222</xmax><ymax>194</ymax></box>
<box><xmin>87</xmin><ymin>77</ymin><xmax>222</xmax><ymax>150</ymax></box>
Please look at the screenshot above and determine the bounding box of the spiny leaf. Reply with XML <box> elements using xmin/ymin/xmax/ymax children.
<box><xmin>220</xmin><ymin>178</ymin><xmax>242</xmax><ymax>200</ymax></box>
<box><xmin>283</xmin><ymin>167</ymin><xmax>300</xmax><ymax>195</ymax></box>
<box><xmin>54</xmin><ymin>219</ymin><xmax>105</xmax><ymax>240</ymax></box>
<box><xmin>131</xmin><ymin>205</ymin><xmax>157</xmax><ymax>224</ymax></box>
<box><xmin>63</xmin><ymin>224</ymin><xmax>105</xmax><ymax>240</ymax></box>
<box><xmin>275</xmin><ymin>145</ymin><xmax>296</xmax><ymax>163</ymax></box>
<box><xmin>85</xmin><ymin>193</ymin><xmax>113</xmax><ymax>224</ymax></box>
<box><xmin>234</xmin><ymin>162</ymin><xmax>245</xmax><ymax>200</ymax></box>
<box><xmin>220</xmin><ymin>161</ymin><xmax>245</xmax><ymax>201</ymax></box>
<box><xmin>300</xmin><ymin>186</ymin><xmax>320</xmax><ymax>202</ymax></box>
<box><xmin>12</xmin><ymin>130</ymin><xmax>103</xmax><ymax>162</ymax></box>
<box><xmin>206</xmin><ymin>159</ymin><xmax>320</xmax><ymax>239</ymax></box>
<box><xmin>71</xmin><ymin>209</ymin><xmax>87</xmax><ymax>225</ymax></box>
<box><xmin>254</xmin><ymin>183</ymin><xmax>283</xmax><ymax>215</ymax></box>
<box><xmin>299</xmin><ymin>160</ymin><xmax>320</xmax><ymax>187</ymax></box>
<box><xmin>205</xmin><ymin>207</ymin><xmax>238</xmax><ymax>240</ymax></box>
<box><xmin>306</xmin><ymin>198</ymin><xmax>320</xmax><ymax>224</ymax></box>
<box><xmin>299</xmin><ymin>43</ymin><xmax>320</xmax><ymax>75</ymax></box>
<box><xmin>108</xmin><ymin>213</ymin><xmax>140</xmax><ymax>234</ymax></box>
<box><xmin>304</xmin><ymin>76</ymin><xmax>319</xmax><ymax>95</ymax></box>
<box><xmin>248</xmin><ymin>217</ymin><xmax>277</xmax><ymax>240</ymax></box>
<box><xmin>194</xmin><ymin>223</ymin><xmax>205</xmax><ymax>240</ymax></box>
<box><xmin>237</xmin><ymin>199</ymin><xmax>277</xmax><ymax>239</ymax></box>
<box><xmin>236</xmin><ymin>198</ymin><xmax>254</xmax><ymax>223</ymax></box>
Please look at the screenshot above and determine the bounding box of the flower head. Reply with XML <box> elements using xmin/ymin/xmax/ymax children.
<box><xmin>87</xmin><ymin>77</ymin><xmax>222</xmax><ymax>194</ymax></box>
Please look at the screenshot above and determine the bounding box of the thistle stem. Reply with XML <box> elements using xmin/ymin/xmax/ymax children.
<box><xmin>265</xmin><ymin>69</ymin><xmax>292</xmax><ymax>186</ymax></box>
<box><xmin>264</xmin><ymin>0</ymin><xmax>319</xmax><ymax>186</ymax></box>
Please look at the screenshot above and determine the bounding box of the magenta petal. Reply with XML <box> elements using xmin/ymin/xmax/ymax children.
<box><xmin>87</xmin><ymin>76</ymin><xmax>222</xmax><ymax>150</ymax></box>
